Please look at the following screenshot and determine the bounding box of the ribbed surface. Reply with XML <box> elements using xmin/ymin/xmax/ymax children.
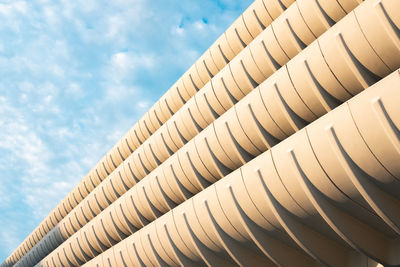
<box><xmin>81</xmin><ymin>69</ymin><xmax>400</xmax><ymax>267</ymax></box>
<box><xmin>3</xmin><ymin>0</ymin><xmax>399</xmax><ymax>266</ymax></box>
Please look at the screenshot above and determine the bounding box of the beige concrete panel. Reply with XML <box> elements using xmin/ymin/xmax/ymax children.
<box><xmin>166</xmin><ymin>151</ymin><xmax>199</xmax><ymax>196</ymax></box>
<box><xmin>147</xmin><ymin>103</ymin><xmax>162</xmax><ymax>131</ymax></box>
<box><xmin>318</xmin><ymin>12</ymin><xmax>389</xmax><ymax>95</ymax></box>
<box><xmin>124</xmin><ymin>152</ymin><xmax>144</xmax><ymax>185</ymax></box>
<box><xmin>72</xmin><ymin>186</ymin><xmax>83</xmax><ymax>205</ymax></box>
<box><xmin>154</xmin><ymin>99</ymin><xmax>169</xmax><ymax>126</ymax></box>
<box><xmin>282</xmin><ymin>122</ymin><xmax>396</xmax><ymax>236</ymax></box>
<box><xmin>149</xmin><ymin>162</ymin><xmax>181</xmax><ymax>207</ymax></box>
<box><xmin>91</xmin><ymin>167</ymin><xmax>103</xmax><ymax>187</ymax></box>
<box><xmin>349</xmin><ymin>70</ymin><xmax>400</xmax><ymax>179</ymax></box>
<box><xmin>103</xmin><ymin>155</ymin><xmax>114</xmax><ymax>175</ymax></box>
<box><xmin>150</xmin><ymin>128</ymin><xmax>172</xmax><ymax>164</ymax></box>
<box><xmin>163</xmin><ymin>88</ymin><xmax>182</xmax><ymax>115</ymax></box>
<box><xmin>234</xmin><ymin>88</ymin><xmax>283</xmax><ymax>155</ymax></box>
<box><xmin>86</xmin><ymin>218</ymin><xmax>110</xmax><ymax>254</ymax></box>
<box><xmin>196</xmin><ymin>54</ymin><xmax>214</xmax><ymax>84</ymax></box>
<box><xmin>195</xmin><ymin>186</ymin><xmax>277</xmax><ymax>266</ymax></box>
<box><xmin>92</xmin><ymin>186</ymin><xmax>109</xmax><ymax>213</ymax></box>
<box><xmin>83</xmin><ymin>173</ymin><xmax>95</xmax><ymax>192</ymax></box>
<box><xmin>259</xmin><ymin>68</ymin><xmax>312</xmax><ymax>137</ymax></box>
<box><xmin>355</xmin><ymin>0</ymin><xmax>400</xmax><ymax>71</ymax></box>
<box><xmin>262</xmin><ymin>0</ymin><xmax>294</xmax><ymax>20</ymax></box>
<box><xmin>172</xmin><ymin>104</ymin><xmax>200</xmax><ymax>144</ymax></box>
<box><xmin>101</xmin><ymin>246</ymin><xmax>118</xmax><ymax>267</ymax></box>
<box><xmin>213</xmin><ymin>107</ymin><xmax>260</xmax><ymax>168</ymax></box>
<box><xmin>77</xmin><ymin>228</ymin><xmax>97</xmax><ymax>259</ymax></box>
<box><xmin>170</xmin><ymin>84</ymin><xmax>187</xmax><ymax>112</ymax></box>
<box><xmin>215</xmin><ymin>33</ymin><xmax>236</xmax><ymax>63</ymax></box>
<box><xmin>138</xmin><ymin>118</ymin><xmax>151</xmax><ymax>141</ymax></box>
<box><xmin>162</xmin><ymin>119</ymin><xmax>181</xmax><ymax>154</ymax></box>
<box><xmin>105</xmin><ymin>169</ymin><xmax>123</xmax><ymax>198</ymax></box>
<box><xmin>153</xmin><ymin>121</ymin><xmax>178</xmax><ymax>158</ymax></box>
<box><xmin>165</xmin><ymin>116</ymin><xmax>187</xmax><ymax>149</ymax></box>
<box><xmin>218</xmin><ymin>170</ymin><xmax>314</xmax><ymax>266</ymax></box>
<box><xmin>286</xmin><ymin>41</ymin><xmax>350</xmax><ymax>118</ymax></box>
<box><xmin>212</xmin><ymin>66</ymin><xmax>244</xmax><ymax>111</ymax></box>
<box><xmin>135</xmin><ymin>144</ymin><xmax>155</xmax><ymax>173</ymax></box>
<box><xmin>104</xmin><ymin>199</ymin><xmax>131</xmax><ymax>239</ymax></box>
<box><xmin>194</xmin><ymin>82</ymin><xmax>226</xmax><ymax>125</ymax></box>
<box><xmin>209</xmin><ymin>34</ymin><xmax>236</xmax><ymax>67</ymax></box>
<box><xmin>101</xmin><ymin>179</ymin><xmax>118</xmax><ymax>204</ymax></box>
<box><xmin>171</xmin><ymin>200</ymin><xmax>224</xmax><ymax>264</ymax></box>
<box><xmin>337</xmin><ymin>0</ymin><xmax>362</xmax><ymax>13</ymax></box>
<box><xmin>225</xmin><ymin>16</ymin><xmax>253</xmax><ymax>54</ymax></box>
<box><xmin>149</xmin><ymin>101</ymin><xmax>166</xmax><ymax>130</ymax></box>
<box><xmin>63</xmin><ymin>240</ymin><xmax>82</xmax><ymax>267</ymax></box>
<box><xmin>238</xmin><ymin>45</ymin><xmax>266</xmax><ymax>86</ymax></box>
<box><xmin>50</xmin><ymin>211</ymin><xmax>60</xmax><ymax>228</ymax></box>
<box><xmin>53</xmin><ymin>249</ymin><xmax>68</xmax><ymax>266</ymax></box>
<box><xmin>160</xmin><ymin>156</ymin><xmax>191</xmax><ymax>205</ymax></box>
<box><xmin>110</xmin><ymin>237</ymin><xmax>135</xmax><ymax>267</ymax></box>
<box><xmin>122</xmin><ymin>128</ymin><xmax>137</xmax><ymax>153</ymax></box>
<box><xmin>117</xmin><ymin>133</ymin><xmax>133</xmax><ymax>159</ymax></box>
<box><xmin>154</xmin><ymin>211</ymin><xmax>205</xmax><ymax>266</ymax></box>
<box><xmin>248</xmin><ymin>26</ymin><xmax>288</xmax><ymax>79</ymax></box>
<box><xmin>69</xmin><ymin>211</ymin><xmax>82</xmax><ymax>235</ymax></box>
<box><xmin>81</xmin><ymin>198</ymin><xmax>95</xmax><ymax>223</ymax></box>
<box><xmin>177</xmin><ymin>138</ymin><xmax>215</xmax><ymax>189</ymax></box>
<box><xmin>148</xmin><ymin>166</ymin><xmax>178</xmax><ymax>211</ymax></box>
<box><xmin>205</xmin><ymin>49</ymin><xmax>221</xmax><ymax>76</ymax></box>
<box><xmin>142</xmin><ymin>140</ymin><xmax>161</xmax><ymax>170</ymax></box>
<box><xmin>66</xmin><ymin>235</ymin><xmax>88</xmax><ymax>265</ymax></box>
<box><xmin>121</xmin><ymin>189</ymin><xmax>147</xmax><ymax>230</ymax></box>
<box><xmin>196</xmin><ymin>49</ymin><xmax>221</xmax><ymax>83</ymax></box>
<box><xmin>86</xmin><ymin>191</ymin><xmax>102</xmax><ymax>218</ymax></box>
<box><xmin>120</xmin><ymin>232</ymin><xmax>149</xmax><ymax>266</ymax></box>
<box><xmin>130</xmin><ymin>124</ymin><xmax>146</xmax><ymax>148</ymax></box>
<box><xmin>121</xmin><ymin>159</ymin><xmax>138</xmax><ymax>189</ymax></box>
<box><xmin>132</xmin><ymin>231</ymin><xmax>156</xmax><ymax>266</ymax></box>
<box><xmin>179</xmin><ymin>96</ymin><xmax>208</xmax><ymax>135</ymax></box>
<box><xmin>75</xmin><ymin>204</ymin><xmax>89</xmax><ymax>228</ymax></box>
<box><xmin>98</xmin><ymin>210</ymin><xmax>123</xmax><ymax>244</ymax></box>
<box><xmin>242</xmin><ymin>0</ymin><xmax>273</xmax><ymax>38</ymax></box>
<box><xmin>194</xmin><ymin>125</ymin><xmax>235</xmax><ymax>179</ymax></box>
<box><xmin>272</xmin><ymin>2</ymin><xmax>316</xmax><ymax>59</ymax></box>
<box><xmin>140</xmin><ymin>171</ymin><xmax>170</xmax><ymax>214</ymax></box>
<box><xmin>182</xmin><ymin>65</ymin><xmax>204</xmax><ymax>95</ymax></box>
<box><xmin>242</xmin><ymin>145</ymin><xmax>367</xmax><ymax>265</ymax></box>
<box><xmin>308</xmin><ymin>104</ymin><xmax>400</xmax><ymax>224</ymax></box>
<box><xmin>297</xmin><ymin>0</ymin><xmax>342</xmax><ymax>38</ymax></box>
<box><xmin>60</xmin><ymin>219</ymin><xmax>74</xmax><ymax>240</ymax></box>
<box><xmin>229</xmin><ymin>48</ymin><xmax>264</xmax><ymax>96</ymax></box>
<box><xmin>130</xmin><ymin>181</ymin><xmax>157</xmax><ymax>222</ymax></box>
<box><xmin>139</xmin><ymin>221</ymin><xmax>178</xmax><ymax>266</ymax></box>
<box><xmin>96</xmin><ymin>157</ymin><xmax>109</xmax><ymax>180</ymax></box>
<box><xmin>176</xmin><ymin>77</ymin><xmax>192</xmax><ymax>102</ymax></box>
<box><xmin>113</xmin><ymin>196</ymin><xmax>138</xmax><ymax>237</ymax></box>
<box><xmin>143</xmin><ymin>110</ymin><xmax>157</xmax><ymax>135</ymax></box>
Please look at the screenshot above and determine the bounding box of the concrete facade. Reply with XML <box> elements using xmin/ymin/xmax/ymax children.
<box><xmin>2</xmin><ymin>0</ymin><xmax>400</xmax><ymax>266</ymax></box>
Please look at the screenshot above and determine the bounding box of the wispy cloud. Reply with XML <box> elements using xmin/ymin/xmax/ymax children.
<box><xmin>0</xmin><ymin>0</ymin><xmax>252</xmax><ymax>261</ymax></box>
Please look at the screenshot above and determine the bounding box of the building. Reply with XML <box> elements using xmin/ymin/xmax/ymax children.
<box><xmin>2</xmin><ymin>0</ymin><xmax>400</xmax><ymax>266</ymax></box>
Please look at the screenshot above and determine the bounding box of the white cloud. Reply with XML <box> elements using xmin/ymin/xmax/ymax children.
<box><xmin>0</xmin><ymin>0</ymin><xmax>253</xmax><ymax>261</ymax></box>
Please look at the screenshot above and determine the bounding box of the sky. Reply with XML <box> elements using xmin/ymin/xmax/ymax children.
<box><xmin>0</xmin><ymin>0</ymin><xmax>253</xmax><ymax>261</ymax></box>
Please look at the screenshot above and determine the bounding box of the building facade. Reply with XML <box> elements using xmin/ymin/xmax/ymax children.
<box><xmin>2</xmin><ymin>0</ymin><xmax>400</xmax><ymax>266</ymax></box>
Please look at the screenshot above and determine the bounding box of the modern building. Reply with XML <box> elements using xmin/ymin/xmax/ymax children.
<box><xmin>2</xmin><ymin>0</ymin><xmax>400</xmax><ymax>266</ymax></box>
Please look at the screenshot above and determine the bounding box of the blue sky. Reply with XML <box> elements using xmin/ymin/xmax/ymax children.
<box><xmin>0</xmin><ymin>0</ymin><xmax>252</xmax><ymax>261</ymax></box>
